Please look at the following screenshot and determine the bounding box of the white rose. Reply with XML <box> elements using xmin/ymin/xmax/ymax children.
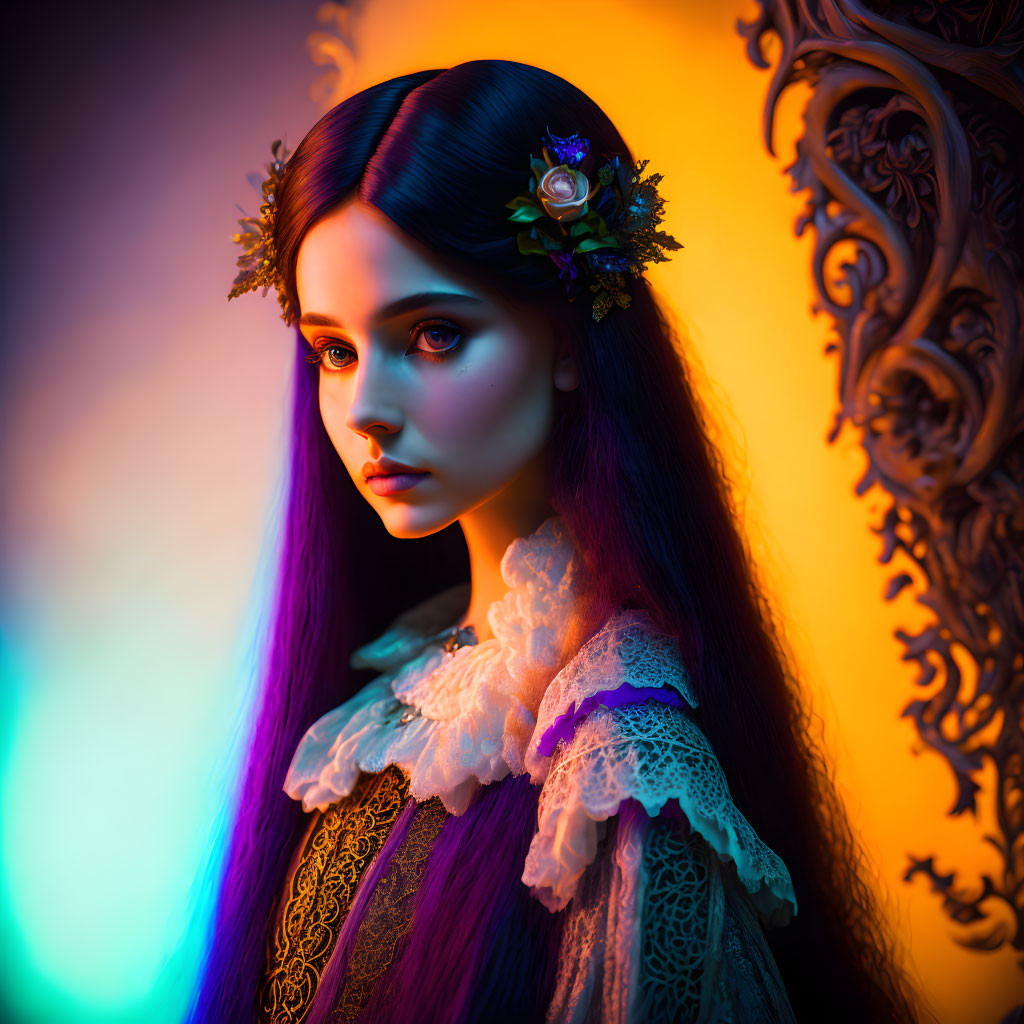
<box><xmin>537</xmin><ymin>165</ymin><xmax>592</xmax><ymax>223</ymax></box>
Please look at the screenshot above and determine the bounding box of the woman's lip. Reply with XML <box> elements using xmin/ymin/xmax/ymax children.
<box><xmin>366</xmin><ymin>471</ymin><xmax>431</xmax><ymax>496</ymax></box>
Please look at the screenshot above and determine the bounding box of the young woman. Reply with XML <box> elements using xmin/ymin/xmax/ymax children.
<box><xmin>190</xmin><ymin>59</ymin><xmax>918</xmax><ymax>1023</ymax></box>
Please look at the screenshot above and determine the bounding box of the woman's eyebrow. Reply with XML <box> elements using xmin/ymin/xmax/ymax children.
<box><xmin>299</xmin><ymin>290</ymin><xmax>485</xmax><ymax>329</ymax></box>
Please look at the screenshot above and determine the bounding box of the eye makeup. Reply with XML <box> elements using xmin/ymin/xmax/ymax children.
<box><xmin>408</xmin><ymin>319</ymin><xmax>465</xmax><ymax>361</ymax></box>
<box><xmin>303</xmin><ymin>317</ymin><xmax>469</xmax><ymax>370</ymax></box>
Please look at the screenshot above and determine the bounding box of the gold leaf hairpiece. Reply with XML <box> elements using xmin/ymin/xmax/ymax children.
<box><xmin>228</xmin><ymin>139</ymin><xmax>293</xmax><ymax>322</ymax></box>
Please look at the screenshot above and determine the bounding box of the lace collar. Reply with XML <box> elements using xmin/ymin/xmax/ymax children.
<box><xmin>283</xmin><ymin>515</ymin><xmax>583</xmax><ymax>814</ymax></box>
<box><xmin>280</xmin><ymin>519</ymin><xmax>798</xmax><ymax>925</ymax></box>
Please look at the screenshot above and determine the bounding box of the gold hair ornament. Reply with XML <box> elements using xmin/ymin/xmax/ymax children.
<box><xmin>228</xmin><ymin>139</ymin><xmax>294</xmax><ymax>322</ymax></box>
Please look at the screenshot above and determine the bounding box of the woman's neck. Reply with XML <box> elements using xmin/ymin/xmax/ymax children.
<box><xmin>456</xmin><ymin>456</ymin><xmax>555</xmax><ymax>643</ymax></box>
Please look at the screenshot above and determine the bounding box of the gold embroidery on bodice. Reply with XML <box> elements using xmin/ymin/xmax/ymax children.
<box><xmin>332</xmin><ymin>797</ymin><xmax>448</xmax><ymax>1022</ymax></box>
<box><xmin>259</xmin><ymin>764</ymin><xmax>410</xmax><ymax>1024</ymax></box>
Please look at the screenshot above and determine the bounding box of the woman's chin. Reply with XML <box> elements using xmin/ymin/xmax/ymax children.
<box><xmin>373</xmin><ymin>503</ymin><xmax>458</xmax><ymax>540</ymax></box>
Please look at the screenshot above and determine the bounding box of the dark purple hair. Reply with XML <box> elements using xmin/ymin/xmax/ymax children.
<box><xmin>190</xmin><ymin>60</ymin><xmax>918</xmax><ymax>1022</ymax></box>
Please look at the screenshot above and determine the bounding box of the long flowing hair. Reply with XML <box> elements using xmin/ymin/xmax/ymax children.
<box><xmin>190</xmin><ymin>60</ymin><xmax>917</xmax><ymax>1022</ymax></box>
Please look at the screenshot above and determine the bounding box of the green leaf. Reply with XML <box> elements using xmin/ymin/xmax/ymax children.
<box><xmin>509</xmin><ymin>205</ymin><xmax>546</xmax><ymax>223</ymax></box>
<box><xmin>569</xmin><ymin>220</ymin><xmax>595</xmax><ymax>239</ymax></box>
<box><xmin>530</xmin><ymin>157</ymin><xmax>548</xmax><ymax>182</ymax></box>
<box><xmin>576</xmin><ymin>238</ymin><xmax>618</xmax><ymax>253</ymax></box>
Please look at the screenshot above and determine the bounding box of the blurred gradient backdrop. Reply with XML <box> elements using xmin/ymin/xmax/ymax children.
<box><xmin>2</xmin><ymin>1</ymin><xmax>1020</xmax><ymax>1021</ymax></box>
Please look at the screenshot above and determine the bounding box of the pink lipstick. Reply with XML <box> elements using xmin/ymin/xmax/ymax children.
<box><xmin>366</xmin><ymin>472</ymin><xmax>430</xmax><ymax>496</ymax></box>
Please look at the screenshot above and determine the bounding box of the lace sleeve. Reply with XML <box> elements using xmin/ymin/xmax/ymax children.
<box><xmin>522</xmin><ymin>700</ymin><xmax>797</xmax><ymax>925</ymax></box>
<box><xmin>638</xmin><ymin>816</ymin><xmax>798</xmax><ymax>1023</ymax></box>
<box><xmin>546</xmin><ymin>807</ymin><xmax>798</xmax><ymax>1024</ymax></box>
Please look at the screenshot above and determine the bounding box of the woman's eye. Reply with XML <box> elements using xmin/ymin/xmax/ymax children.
<box><xmin>324</xmin><ymin>345</ymin><xmax>355</xmax><ymax>369</ymax></box>
<box><xmin>305</xmin><ymin>343</ymin><xmax>355</xmax><ymax>370</ymax></box>
<box><xmin>409</xmin><ymin>320</ymin><xmax>464</xmax><ymax>360</ymax></box>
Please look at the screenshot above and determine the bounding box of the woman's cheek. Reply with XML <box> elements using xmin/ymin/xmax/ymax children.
<box><xmin>418</xmin><ymin>351</ymin><xmax>540</xmax><ymax>447</ymax></box>
<box><xmin>417</xmin><ymin>359</ymin><xmax>553</xmax><ymax>494</ymax></box>
<box><xmin>318</xmin><ymin>377</ymin><xmax>348</xmax><ymax>440</ymax></box>
<box><xmin>418</xmin><ymin>369</ymin><xmax>500</xmax><ymax>440</ymax></box>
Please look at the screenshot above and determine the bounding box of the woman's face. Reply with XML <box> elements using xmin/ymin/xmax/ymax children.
<box><xmin>295</xmin><ymin>199</ymin><xmax>575</xmax><ymax>539</ymax></box>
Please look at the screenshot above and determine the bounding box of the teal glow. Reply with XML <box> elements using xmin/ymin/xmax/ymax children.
<box><xmin>0</xmin><ymin>491</ymin><xmax>283</xmax><ymax>1022</ymax></box>
<box><xmin>1</xmin><ymin>622</ymin><xmax>240</xmax><ymax>1022</ymax></box>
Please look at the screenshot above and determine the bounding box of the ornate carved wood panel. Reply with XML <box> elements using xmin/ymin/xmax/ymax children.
<box><xmin>738</xmin><ymin>0</ymin><xmax>1024</xmax><ymax>961</ymax></box>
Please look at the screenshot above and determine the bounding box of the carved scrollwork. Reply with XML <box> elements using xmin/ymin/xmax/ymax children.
<box><xmin>738</xmin><ymin>0</ymin><xmax>1024</xmax><ymax>959</ymax></box>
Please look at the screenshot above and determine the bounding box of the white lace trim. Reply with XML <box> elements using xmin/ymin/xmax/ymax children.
<box><xmin>283</xmin><ymin>515</ymin><xmax>577</xmax><ymax>815</ymax></box>
<box><xmin>522</xmin><ymin>702</ymin><xmax>798</xmax><ymax>925</ymax></box>
<box><xmin>525</xmin><ymin>608</ymin><xmax>698</xmax><ymax>782</ymax></box>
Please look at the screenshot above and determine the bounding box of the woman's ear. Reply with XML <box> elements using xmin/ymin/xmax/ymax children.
<box><xmin>553</xmin><ymin>337</ymin><xmax>580</xmax><ymax>392</ymax></box>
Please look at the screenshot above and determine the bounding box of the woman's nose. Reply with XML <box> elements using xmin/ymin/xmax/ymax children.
<box><xmin>344</xmin><ymin>348</ymin><xmax>403</xmax><ymax>437</ymax></box>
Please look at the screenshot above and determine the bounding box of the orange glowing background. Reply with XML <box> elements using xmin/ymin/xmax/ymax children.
<box><xmin>1</xmin><ymin>1</ymin><xmax>1019</xmax><ymax>1021</ymax></box>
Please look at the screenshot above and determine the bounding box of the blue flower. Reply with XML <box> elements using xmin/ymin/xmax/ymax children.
<box><xmin>544</xmin><ymin>128</ymin><xmax>590</xmax><ymax>168</ymax></box>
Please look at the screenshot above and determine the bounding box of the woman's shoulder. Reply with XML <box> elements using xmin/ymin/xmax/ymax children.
<box><xmin>528</xmin><ymin>605</ymin><xmax>699</xmax><ymax>767</ymax></box>
<box><xmin>282</xmin><ymin>582</ymin><xmax>476</xmax><ymax>813</ymax></box>
<box><xmin>522</xmin><ymin>607</ymin><xmax>797</xmax><ymax>927</ymax></box>
<box><xmin>282</xmin><ymin>579</ymin><xmax>519</xmax><ymax>817</ymax></box>
<box><xmin>524</xmin><ymin>696</ymin><xmax>797</xmax><ymax>924</ymax></box>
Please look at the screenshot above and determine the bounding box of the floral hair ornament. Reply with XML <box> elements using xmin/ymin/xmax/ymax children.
<box><xmin>228</xmin><ymin>139</ymin><xmax>294</xmax><ymax>322</ymax></box>
<box><xmin>505</xmin><ymin>129</ymin><xmax>682</xmax><ymax>321</ymax></box>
